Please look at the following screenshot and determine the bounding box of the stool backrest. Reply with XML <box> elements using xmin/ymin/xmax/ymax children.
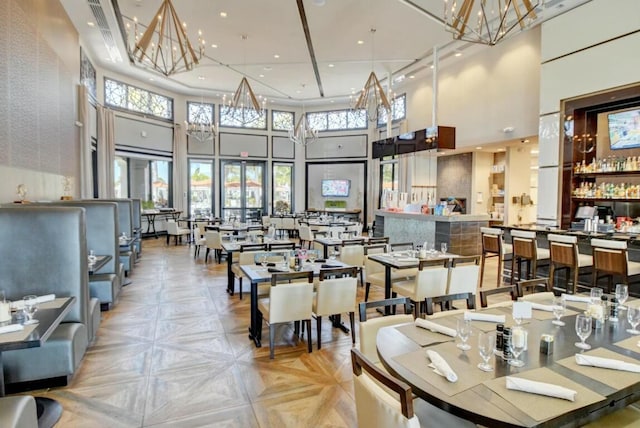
<box><xmin>480</xmin><ymin>227</ymin><xmax>503</xmax><ymax>255</ymax></box>
<box><xmin>548</xmin><ymin>234</ymin><xmax>579</xmax><ymax>267</ymax></box>
<box><xmin>591</xmin><ymin>238</ymin><xmax>628</xmax><ymax>277</ymax></box>
<box><xmin>511</xmin><ymin>230</ymin><xmax>537</xmax><ymax>260</ymax></box>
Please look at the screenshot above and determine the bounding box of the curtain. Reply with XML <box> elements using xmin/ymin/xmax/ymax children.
<box><xmin>172</xmin><ymin>123</ymin><xmax>187</xmax><ymax>213</ymax></box>
<box><xmin>97</xmin><ymin>105</ymin><xmax>115</xmax><ymax>198</ymax></box>
<box><xmin>77</xmin><ymin>85</ymin><xmax>93</xmax><ymax>198</ymax></box>
<box><xmin>367</xmin><ymin>157</ymin><xmax>380</xmax><ymax>225</ymax></box>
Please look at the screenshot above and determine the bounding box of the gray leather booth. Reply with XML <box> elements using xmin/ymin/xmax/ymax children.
<box><xmin>131</xmin><ymin>198</ymin><xmax>142</xmax><ymax>258</ymax></box>
<box><xmin>0</xmin><ymin>396</ymin><xmax>37</xmax><ymax>428</ymax></box>
<box><xmin>0</xmin><ymin>207</ymin><xmax>89</xmax><ymax>386</ymax></box>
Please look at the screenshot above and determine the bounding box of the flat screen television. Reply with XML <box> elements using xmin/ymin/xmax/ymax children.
<box><xmin>609</xmin><ymin>108</ymin><xmax>640</xmax><ymax>150</ymax></box>
<box><xmin>321</xmin><ymin>179</ymin><xmax>350</xmax><ymax>197</ymax></box>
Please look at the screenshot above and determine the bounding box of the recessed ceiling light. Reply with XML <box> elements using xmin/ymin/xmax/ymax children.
<box><xmin>409</xmin><ymin>75</ymin><xmax>415</xmax><ymax>79</ymax></box>
<box><xmin>357</xmin><ymin>40</ymin><xmax>364</xmax><ymax>45</ymax></box>
<box><xmin>263</xmin><ymin>66</ymin><xmax>272</xmax><ymax>71</ymax></box>
<box><xmin>219</xmin><ymin>12</ymin><xmax>227</xmax><ymax>18</ymax></box>
<box><xmin>259</xmin><ymin>74</ymin><xmax>264</xmax><ymax>78</ymax></box>
<box><xmin>430</xmin><ymin>65</ymin><xmax>434</xmax><ymax>69</ymax></box>
<box><xmin>497</xmin><ymin>148</ymin><xmax>506</xmax><ymax>152</ymax></box>
<box><xmin>454</xmin><ymin>51</ymin><xmax>462</xmax><ymax>57</ymax></box>
<box><xmin>476</xmin><ymin>146</ymin><xmax>482</xmax><ymax>150</ymax></box>
<box><xmin>87</xmin><ymin>21</ymin><xmax>95</xmax><ymax>27</ymax></box>
<box><xmin>330</xmin><ymin>100</ymin><xmax>334</xmax><ymax>103</ymax></box>
<box><xmin>328</xmin><ymin>63</ymin><xmax>334</xmax><ymax>68</ymax></box>
<box><xmin>198</xmin><ymin>75</ymin><xmax>205</xmax><ymax>80</ymax></box>
<box><xmin>296</xmin><ymin>90</ymin><xmax>301</xmax><ymax>94</ymax></box>
<box><xmin>273</xmin><ymin>54</ymin><xmax>280</xmax><ymax>59</ymax></box>
<box><xmin>149</xmin><ymin>77</ymin><xmax>154</xmax><ymax>81</ymax></box>
<box><xmin>210</xmin><ymin>44</ymin><xmax>218</xmax><ymax>48</ymax></box>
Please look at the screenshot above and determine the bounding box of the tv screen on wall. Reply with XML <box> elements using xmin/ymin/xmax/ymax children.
<box><xmin>321</xmin><ymin>179</ymin><xmax>350</xmax><ymax>197</ymax></box>
<box><xmin>609</xmin><ymin>108</ymin><xmax>640</xmax><ymax>150</ymax></box>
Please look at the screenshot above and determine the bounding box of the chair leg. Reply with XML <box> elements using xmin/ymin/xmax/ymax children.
<box><xmin>205</xmin><ymin>248</ymin><xmax>210</xmax><ymax>263</ymax></box>
<box><xmin>510</xmin><ymin>256</ymin><xmax>516</xmax><ymax>285</ymax></box>
<box><xmin>479</xmin><ymin>254</ymin><xmax>486</xmax><ymax>288</ymax></box>
<box><xmin>257</xmin><ymin>311</ymin><xmax>263</xmax><ymax>341</ymax></box>
<box><xmin>269</xmin><ymin>324</ymin><xmax>275</xmax><ymax>359</ymax></box>
<box><xmin>497</xmin><ymin>256</ymin><xmax>503</xmax><ymax>288</ymax></box>
<box><xmin>316</xmin><ymin>316</ymin><xmax>322</xmax><ymax>350</ymax></box>
<box><xmin>549</xmin><ymin>263</ymin><xmax>556</xmax><ymax>291</ymax></box>
<box><xmin>238</xmin><ymin>278</ymin><xmax>242</xmax><ymax>299</ymax></box>
<box><xmin>572</xmin><ymin>267</ymin><xmax>579</xmax><ymax>294</ymax></box>
<box><xmin>364</xmin><ymin>283</ymin><xmax>371</xmax><ymax>301</ymax></box>
<box><xmin>166</xmin><ymin>234</ymin><xmax>170</xmax><ymax>245</ymax></box>
<box><xmin>349</xmin><ymin>312</ymin><xmax>355</xmax><ymax>345</ymax></box>
<box><xmin>306</xmin><ymin>320</ymin><xmax>312</xmax><ymax>353</ymax></box>
<box><xmin>359</xmin><ymin>269</ymin><xmax>364</xmax><ymax>287</ymax></box>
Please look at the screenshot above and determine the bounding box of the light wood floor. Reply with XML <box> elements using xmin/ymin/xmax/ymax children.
<box><xmin>25</xmin><ymin>238</ymin><xmax>503</xmax><ymax>427</ymax></box>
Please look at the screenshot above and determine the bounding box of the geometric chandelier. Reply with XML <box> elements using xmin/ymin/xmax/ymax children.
<box><xmin>443</xmin><ymin>0</ymin><xmax>539</xmax><ymax>46</ymax></box>
<box><xmin>289</xmin><ymin>85</ymin><xmax>318</xmax><ymax>146</ymax></box>
<box><xmin>185</xmin><ymin>101</ymin><xmax>217</xmax><ymax>142</ymax></box>
<box><xmin>130</xmin><ymin>0</ymin><xmax>204</xmax><ymax>76</ymax></box>
<box><xmin>353</xmin><ymin>28</ymin><xmax>391</xmax><ymax>123</ymax></box>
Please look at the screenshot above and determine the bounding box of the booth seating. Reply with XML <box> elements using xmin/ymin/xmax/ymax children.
<box><xmin>90</xmin><ymin>199</ymin><xmax>134</xmax><ymax>279</ymax></box>
<box><xmin>130</xmin><ymin>198</ymin><xmax>142</xmax><ymax>258</ymax></box>
<box><xmin>0</xmin><ymin>207</ymin><xmax>89</xmax><ymax>387</ymax></box>
<box><xmin>0</xmin><ymin>395</ymin><xmax>38</xmax><ymax>428</ymax></box>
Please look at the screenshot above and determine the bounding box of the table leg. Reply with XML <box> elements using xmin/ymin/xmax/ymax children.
<box><xmin>323</xmin><ymin>244</ymin><xmax>329</xmax><ymax>260</ymax></box>
<box><xmin>383</xmin><ymin>266</ymin><xmax>393</xmax><ymax>315</ymax></box>
<box><xmin>226</xmin><ymin>251</ymin><xmax>234</xmax><ymax>295</ymax></box>
<box><xmin>150</xmin><ymin>215</ymin><xmax>158</xmax><ymax>238</ymax></box>
<box><xmin>329</xmin><ymin>314</ymin><xmax>349</xmax><ymax>334</ymax></box>
<box><xmin>248</xmin><ymin>281</ymin><xmax>262</xmax><ymax>347</ymax></box>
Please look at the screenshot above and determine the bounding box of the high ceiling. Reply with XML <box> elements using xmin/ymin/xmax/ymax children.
<box><xmin>61</xmin><ymin>0</ymin><xmax>590</xmax><ymax>105</ymax></box>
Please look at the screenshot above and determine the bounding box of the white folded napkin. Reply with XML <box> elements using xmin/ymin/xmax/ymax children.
<box><xmin>426</xmin><ymin>350</ymin><xmax>458</xmax><ymax>382</ymax></box>
<box><xmin>506</xmin><ymin>376</ymin><xmax>576</xmax><ymax>401</ymax></box>
<box><xmin>575</xmin><ymin>354</ymin><xmax>640</xmax><ymax>373</ymax></box>
<box><xmin>464</xmin><ymin>311</ymin><xmax>506</xmax><ymax>323</ymax></box>
<box><xmin>415</xmin><ymin>318</ymin><xmax>457</xmax><ymax>337</ymax></box>
<box><xmin>530</xmin><ymin>302</ymin><xmax>554</xmax><ymax>312</ymax></box>
<box><xmin>562</xmin><ymin>294</ymin><xmax>591</xmax><ymax>303</ymax></box>
<box><xmin>11</xmin><ymin>294</ymin><xmax>56</xmax><ymax>310</ymax></box>
<box><xmin>0</xmin><ymin>324</ymin><xmax>24</xmax><ymax>334</ymax></box>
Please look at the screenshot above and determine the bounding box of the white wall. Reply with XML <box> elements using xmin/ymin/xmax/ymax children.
<box><xmin>472</xmin><ymin>152</ymin><xmax>493</xmax><ymax>215</ymax></box>
<box><xmin>537</xmin><ymin>0</ymin><xmax>640</xmax><ymax>224</ymax></box>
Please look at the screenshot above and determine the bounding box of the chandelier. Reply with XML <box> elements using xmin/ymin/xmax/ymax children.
<box><xmin>223</xmin><ymin>36</ymin><xmax>266</xmax><ymax>126</ymax></box>
<box><xmin>289</xmin><ymin>85</ymin><xmax>317</xmax><ymax>146</ymax></box>
<box><xmin>443</xmin><ymin>0</ymin><xmax>539</xmax><ymax>46</ymax></box>
<box><xmin>185</xmin><ymin>101</ymin><xmax>216</xmax><ymax>142</ymax></box>
<box><xmin>128</xmin><ymin>0</ymin><xmax>204</xmax><ymax>76</ymax></box>
<box><xmin>353</xmin><ymin>29</ymin><xmax>391</xmax><ymax>123</ymax></box>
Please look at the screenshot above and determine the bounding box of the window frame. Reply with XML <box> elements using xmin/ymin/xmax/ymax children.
<box><xmin>377</xmin><ymin>93</ymin><xmax>407</xmax><ymax>128</ymax></box>
<box><xmin>186</xmin><ymin>101</ymin><xmax>215</xmax><ymax>125</ymax></box>
<box><xmin>219</xmin><ymin>105</ymin><xmax>268</xmax><ymax>130</ymax></box>
<box><xmin>104</xmin><ymin>77</ymin><xmax>174</xmax><ymax>122</ymax></box>
<box><xmin>305</xmin><ymin>108</ymin><xmax>368</xmax><ymax>132</ymax></box>
<box><xmin>272</xmin><ymin>161</ymin><xmax>295</xmax><ymax>215</ymax></box>
<box><xmin>271</xmin><ymin>110</ymin><xmax>295</xmax><ymax>132</ymax></box>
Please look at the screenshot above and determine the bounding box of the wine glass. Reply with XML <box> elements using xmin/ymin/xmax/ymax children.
<box><xmin>22</xmin><ymin>295</ymin><xmax>39</xmax><ymax>325</ymax></box>
<box><xmin>307</xmin><ymin>250</ymin><xmax>317</xmax><ymax>264</ymax></box>
<box><xmin>440</xmin><ymin>242</ymin><xmax>448</xmax><ymax>255</ymax></box>
<box><xmin>477</xmin><ymin>332</ymin><xmax>495</xmax><ymax>372</ymax></box>
<box><xmin>626</xmin><ymin>306</ymin><xmax>640</xmax><ymax>334</ymax></box>
<box><xmin>329</xmin><ymin>248</ymin><xmax>338</xmax><ymax>260</ymax></box>
<box><xmin>552</xmin><ymin>296</ymin><xmax>566</xmax><ymax>326</ymax></box>
<box><xmin>88</xmin><ymin>249</ymin><xmax>97</xmax><ymax>264</ymax></box>
<box><xmin>508</xmin><ymin>326</ymin><xmax>527</xmax><ymax>367</ymax></box>
<box><xmin>259</xmin><ymin>254</ymin><xmax>268</xmax><ymax>269</ymax></box>
<box><xmin>616</xmin><ymin>284</ymin><xmax>629</xmax><ymax>311</ymax></box>
<box><xmin>575</xmin><ymin>314</ymin><xmax>592</xmax><ymax>350</ymax></box>
<box><xmin>590</xmin><ymin>287</ymin><xmax>603</xmax><ymax>304</ymax></box>
<box><xmin>456</xmin><ymin>318</ymin><xmax>471</xmax><ymax>351</ymax></box>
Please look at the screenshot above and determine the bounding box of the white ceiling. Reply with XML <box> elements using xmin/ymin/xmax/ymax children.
<box><xmin>61</xmin><ymin>0</ymin><xmax>591</xmax><ymax>105</ymax></box>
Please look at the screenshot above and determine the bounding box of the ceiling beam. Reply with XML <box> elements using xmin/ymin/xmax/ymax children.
<box><xmin>296</xmin><ymin>0</ymin><xmax>324</xmax><ymax>98</ymax></box>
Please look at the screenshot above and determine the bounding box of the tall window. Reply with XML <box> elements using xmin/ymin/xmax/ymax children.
<box><xmin>219</xmin><ymin>106</ymin><xmax>267</xmax><ymax>129</ymax></box>
<box><xmin>272</xmin><ymin>163</ymin><xmax>294</xmax><ymax>214</ymax></box>
<box><xmin>151</xmin><ymin>160</ymin><xmax>171</xmax><ymax>208</ymax></box>
<box><xmin>105</xmin><ymin>78</ymin><xmax>173</xmax><ymax>120</ymax></box>
<box><xmin>189</xmin><ymin>160</ymin><xmax>214</xmax><ymax>217</ymax></box>
<box><xmin>380</xmin><ymin>158</ymin><xmax>398</xmax><ymax>207</ymax></box>
<box><xmin>377</xmin><ymin>94</ymin><xmax>407</xmax><ymax>126</ymax></box>
<box><xmin>114</xmin><ymin>156</ymin><xmax>128</xmax><ymax>198</ymax></box>
<box><xmin>187</xmin><ymin>101</ymin><xmax>214</xmax><ymax>125</ymax></box>
<box><xmin>114</xmin><ymin>156</ymin><xmax>172</xmax><ymax>208</ymax></box>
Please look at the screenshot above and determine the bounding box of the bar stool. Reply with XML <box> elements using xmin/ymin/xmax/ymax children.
<box><xmin>591</xmin><ymin>238</ymin><xmax>640</xmax><ymax>293</ymax></box>
<box><xmin>479</xmin><ymin>227</ymin><xmax>512</xmax><ymax>288</ymax></box>
<box><xmin>547</xmin><ymin>234</ymin><xmax>593</xmax><ymax>294</ymax></box>
<box><xmin>510</xmin><ymin>230</ymin><xmax>550</xmax><ymax>284</ymax></box>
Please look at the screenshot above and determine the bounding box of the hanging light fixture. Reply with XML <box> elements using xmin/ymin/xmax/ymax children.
<box><xmin>443</xmin><ymin>0</ymin><xmax>539</xmax><ymax>46</ymax></box>
<box><xmin>353</xmin><ymin>28</ymin><xmax>391</xmax><ymax>123</ymax></box>
<box><xmin>128</xmin><ymin>0</ymin><xmax>205</xmax><ymax>76</ymax></box>
<box><xmin>289</xmin><ymin>85</ymin><xmax>318</xmax><ymax>146</ymax></box>
<box><xmin>185</xmin><ymin>100</ymin><xmax>217</xmax><ymax>142</ymax></box>
<box><xmin>222</xmin><ymin>35</ymin><xmax>266</xmax><ymax>126</ymax></box>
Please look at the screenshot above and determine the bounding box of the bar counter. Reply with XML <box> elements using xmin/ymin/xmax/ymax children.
<box><xmin>374</xmin><ymin>210</ymin><xmax>490</xmax><ymax>256</ymax></box>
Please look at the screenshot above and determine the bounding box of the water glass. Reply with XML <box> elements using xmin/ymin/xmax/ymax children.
<box><xmin>88</xmin><ymin>250</ymin><xmax>97</xmax><ymax>264</ymax></box>
<box><xmin>616</xmin><ymin>284</ymin><xmax>629</xmax><ymax>311</ymax></box>
<box><xmin>552</xmin><ymin>296</ymin><xmax>566</xmax><ymax>326</ymax></box>
<box><xmin>627</xmin><ymin>306</ymin><xmax>640</xmax><ymax>334</ymax></box>
<box><xmin>456</xmin><ymin>318</ymin><xmax>471</xmax><ymax>351</ymax></box>
<box><xmin>440</xmin><ymin>242</ymin><xmax>448</xmax><ymax>255</ymax></box>
<box><xmin>574</xmin><ymin>314</ymin><xmax>592</xmax><ymax>350</ymax></box>
<box><xmin>307</xmin><ymin>250</ymin><xmax>317</xmax><ymax>264</ymax></box>
<box><xmin>259</xmin><ymin>254</ymin><xmax>268</xmax><ymax>268</ymax></box>
<box><xmin>590</xmin><ymin>287</ymin><xmax>603</xmax><ymax>304</ymax></box>
<box><xmin>22</xmin><ymin>295</ymin><xmax>39</xmax><ymax>325</ymax></box>
<box><xmin>508</xmin><ymin>326</ymin><xmax>526</xmax><ymax>367</ymax></box>
<box><xmin>477</xmin><ymin>332</ymin><xmax>495</xmax><ymax>372</ymax></box>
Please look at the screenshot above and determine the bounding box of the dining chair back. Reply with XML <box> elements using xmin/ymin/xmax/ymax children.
<box><xmin>351</xmin><ymin>348</ymin><xmax>419</xmax><ymax>428</ymax></box>
<box><xmin>368</xmin><ymin>236</ymin><xmax>390</xmax><ymax>245</ymax></box>
<box><xmin>392</xmin><ymin>259</ymin><xmax>449</xmax><ymax>316</ymax></box>
<box><xmin>204</xmin><ymin>231</ymin><xmax>224</xmax><ymax>263</ymax></box>
<box><xmin>447</xmin><ymin>256</ymin><xmax>481</xmax><ymax>295</ymax></box>
<box><xmin>424</xmin><ymin>292</ymin><xmax>476</xmax><ymax>316</ymax></box>
<box><xmin>358</xmin><ymin>298</ymin><xmax>414</xmax><ymax>363</ymax></box>
<box><xmin>314</xmin><ymin>267</ymin><xmax>358</xmax><ymax>348</ymax></box>
<box><xmin>510</xmin><ymin>230</ymin><xmax>550</xmax><ymax>284</ymax></box>
<box><xmin>591</xmin><ymin>238</ymin><xmax>640</xmax><ymax>293</ymax></box>
<box><xmin>390</xmin><ymin>242</ymin><xmax>414</xmax><ymax>252</ymax></box>
<box><xmin>548</xmin><ymin>233</ymin><xmax>592</xmax><ymax>294</ymax></box>
<box><xmin>339</xmin><ymin>245</ymin><xmax>365</xmax><ymax>285</ymax></box>
<box><xmin>166</xmin><ymin>220</ymin><xmax>190</xmax><ymax>245</ymax></box>
<box><xmin>480</xmin><ymin>227</ymin><xmax>512</xmax><ymax>288</ymax></box>
<box><xmin>299</xmin><ymin>225</ymin><xmax>315</xmax><ymax>249</ymax></box>
<box><xmin>517</xmin><ymin>278</ymin><xmax>554</xmax><ymax>302</ymax></box>
<box><xmin>480</xmin><ymin>285</ymin><xmax>519</xmax><ymax>308</ymax></box>
<box><xmin>268</xmin><ymin>242</ymin><xmax>295</xmax><ymax>251</ymax></box>
<box><xmin>328</xmin><ymin>226</ymin><xmax>344</xmax><ymax>239</ymax></box>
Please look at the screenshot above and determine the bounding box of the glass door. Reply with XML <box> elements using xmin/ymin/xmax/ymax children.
<box><xmin>221</xmin><ymin>160</ymin><xmax>266</xmax><ymax>222</ymax></box>
<box><xmin>188</xmin><ymin>159</ymin><xmax>214</xmax><ymax>218</ymax></box>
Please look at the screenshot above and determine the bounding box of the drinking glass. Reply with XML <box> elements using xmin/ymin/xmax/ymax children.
<box><xmin>616</xmin><ymin>284</ymin><xmax>629</xmax><ymax>311</ymax></box>
<box><xmin>456</xmin><ymin>318</ymin><xmax>471</xmax><ymax>351</ymax></box>
<box><xmin>440</xmin><ymin>242</ymin><xmax>448</xmax><ymax>255</ymax></box>
<box><xmin>259</xmin><ymin>254</ymin><xmax>268</xmax><ymax>269</ymax></box>
<box><xmin>477</xmin><ymin>332</ymin><xmax>495</xmax><ymax>372</ymax></box>
<box><xmin>22</xmin><ymin>295</ymin><xmax>39</xmax><ymax>325</ymax></box>
<box><xmin>552</xmin><ymin>296</ymin><xmax>566</xmax><ymax>326</ymax></box>
<box><xmin>627</xmin><ymin>306</ymin><xmax>640</xmax><ymax>334</ymax></box>
<box><xmin>428</xmin><ymin>242</ymin><xmax>436</xmax><ymax>254</ymax></box>
<box><xmin>508</xmin><ymin>326</ymin><xmax>526</xmax><ymax>367</ymax></box>
<box><xmin>574</xmin><ymin>314</ymin><xmax>592</xmax><ymax>350</ymax></box>
<box><xmin>88</xmin><ymin>249</ymin><xmax>97</xmax><ymax>264</ymax></box>
<box><xmin>590</xmin><ymin>287</ymin><xmax>603</xmax><ymax>304</ymax></box>
<box><xmin>307</xmin><ymin>250</ymin><xmax>317</xmax><ymax>264</ymax></box>
<box><xmin>329</xmin><ymin>248</ymin><xmax>338</xmax><ymax>260</ymax></box>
